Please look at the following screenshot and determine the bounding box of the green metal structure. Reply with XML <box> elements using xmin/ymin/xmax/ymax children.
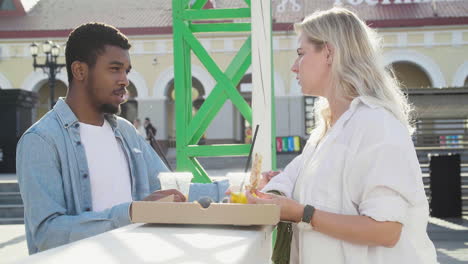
<box><xmin>172</xmin><ymin>0</ymin><xmax>276</xmax><ymax>183</ymax></box>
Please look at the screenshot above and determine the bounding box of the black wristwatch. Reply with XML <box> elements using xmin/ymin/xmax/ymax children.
<box><xmin>298</xmin><ymin>204</ymin><xmax>315</xmax><ymax>230</ymax></box>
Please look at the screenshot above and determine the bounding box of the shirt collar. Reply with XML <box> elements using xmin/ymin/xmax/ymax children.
<box><xmin>104</xmin><ymin>113</ymin><xmax>118</xmax><ymax>128</ymax></box>
<box><xmin>53</xmin><ymin>98</ymin><xmax>79</xmax><ymax>128</ymax></box>
<box><xmin>349</xmin><ymin>96</ymin><xmax>379</xmax><ymax>113</ymax></box>
<box><xmin>331</xmin><ymin>96</ymin><xmax>380</xmax><ymax>132</ymax></box>
<box><xmin>54</xmin><ymin>98</ymin><xmax>118</xmax><ymax>130</ymax></box>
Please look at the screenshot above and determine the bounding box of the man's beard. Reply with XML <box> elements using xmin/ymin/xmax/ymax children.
<box><xmin>87</xmin><ymin>73</ymin><xmax>122</xmax><ymax>115</ymax></box>
<box><xmin>99</xmin><ymin>103</ymin><xmax>121</xmax><ymax>115</ymax></box>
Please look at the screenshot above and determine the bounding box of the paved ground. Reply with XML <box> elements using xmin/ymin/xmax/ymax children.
<box><xmin>0</xmin><ymin>224</ymin><xmax>26</xmax><ymax>263</ymax></box>
<box><xmin>426</xmin><ymin>217</ymin><xmax>468</xmax><ymax>263</ymax></box>
<box><xmin>1</xmin><ymin>152</ymin><xmax>467</xmax><ymax>263</ymax></box>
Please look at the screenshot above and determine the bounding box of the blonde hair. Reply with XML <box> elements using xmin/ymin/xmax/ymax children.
<box><xmin>295</xmin><ymin>7</ymin><xmax>414</xmax><ymax>135</ymax></box>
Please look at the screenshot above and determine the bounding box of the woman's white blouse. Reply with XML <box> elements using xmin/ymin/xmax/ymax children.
<box><xmin>264</xmin><ymin>97</ymin><xmax>438</xmax><ymax>264</ymax></box>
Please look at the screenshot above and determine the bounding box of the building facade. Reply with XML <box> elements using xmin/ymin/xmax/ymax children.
<box><xmin>0</xmin><ymin>0</ymin><xmax>467</xmax><ymax>146</ymax></box>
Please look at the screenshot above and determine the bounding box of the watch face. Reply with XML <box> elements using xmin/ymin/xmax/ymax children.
<box><xmin>302</xmin><ymin>204</ymin><xmax>315</xmax><ymax>223</ymax></box>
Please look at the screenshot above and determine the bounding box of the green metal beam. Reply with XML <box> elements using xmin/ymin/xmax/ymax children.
<box><xmin>189</xmin><ymin>23</ymin><xmax>251</xmax><ymax>33</ymax></box>
<box><xmin>182</xmin><ymin>27</ymin><xmax>252</xmax><ymax>122</ymax></box>
<box><xmin>190</xmin><ymin>0</ymin><xmax>209</xmax><ymax>9</ymax></box>
<box><xmin>173</xmin><ymin>1</ymin><xmax>192</xmax><ymax>174</ymax></box>
<box><xmin>187</xmin><ymin>157</ymin><xmax>211</xmax><ymax>183</ymax></box>
<box><xmin>173</xmin><ymin>0</ymin><xmax>277</xmax><ymax>249</ymax></box>
<box><xmin>187</xmin><ymin>44</ymin><xmax>251</xmax><ymax>145</ymax></box>
<box><xmin>173</xmin><ymin>0</ymin><xmax>275</xmax><ymax>183</ymax></box>
<box><xmin>186</xmin><ymin>144</ymin><xmax>251</xmax><ymax>157</ymax></box>
<box><xmin>183</xmin><ymin>8</ymin><xmax>250</xmax><ymax>20</ymax></box>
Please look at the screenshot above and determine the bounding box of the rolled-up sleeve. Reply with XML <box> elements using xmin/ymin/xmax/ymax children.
<box><xmin>347</xmin><ymin>143</ymin><xmax>423</xmax><ymax>224</ymax></box>
<box><xmin>358</xmin><ymin>187</ymin><xmax>408</xmax><ymax>223</ymax></box>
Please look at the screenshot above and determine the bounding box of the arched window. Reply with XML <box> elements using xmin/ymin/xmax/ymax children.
<box><xmin>119</xmin><ymin>81</ymin><xmax>138</xmax><ymax>122</ymax></box>
<box><xmin>35</xmin><ymin>80</ymin><xmax>68</xmax><ymax>120</ymax></box>
<box><xmin>165</xmin><ymin>77</ymin><xmax>205</xmax><ymax>102</ymax></box>
<box><xmin>390</xmin><ymin>62</ymin><xmax>432</xmax><ymax>89</ymax></box>
<box><xmin>165</xmin><ymin>77</ymin><xmax>205</xmax><ymax>145</ymax></box>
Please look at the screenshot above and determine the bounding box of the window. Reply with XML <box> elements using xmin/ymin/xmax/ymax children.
<box><xmin>414</xmin><ymin>118</ymin><xmax>467</xmax><ymax>149</ymax></box>
<box><xmin>0</xmin><ymin>0</ymin><xmax>16</xmax><ymax>11</ymax></box>
<box><xmin>391</xmin><ymin>62</ymin><xmax>432</xmax><ymax>89</ymax></box>
<box><xmin>304</xmin><ymin>96</ymin><xmax>317</xmax><ymax>135</ymax></box>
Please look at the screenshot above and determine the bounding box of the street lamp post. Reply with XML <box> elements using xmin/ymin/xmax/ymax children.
<box><xmin>30</xmin><ymin>41</ymin><xmax>66</xmax><ymax>109</ymax></box>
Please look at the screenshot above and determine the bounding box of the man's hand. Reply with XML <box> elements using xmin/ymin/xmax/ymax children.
<box><xmin>130</xmin><ymin>189</ymin><xmax>186</xmax><ymax>217</ymax></box>
<box><xmin>142</xmin><ymin>189</ymin><xmax>186</xmax><ymax>202</ymax></box>
<box><xmin>258</xmin><ymin>170</ymin><xmax>281</xmax><ymax>190</ymax></box>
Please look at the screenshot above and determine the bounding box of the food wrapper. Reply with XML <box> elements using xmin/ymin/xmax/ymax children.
<box><xmin>247</xmin><ymin>153</ymin><xmax>262</xmax><ymax>191</ymax></box>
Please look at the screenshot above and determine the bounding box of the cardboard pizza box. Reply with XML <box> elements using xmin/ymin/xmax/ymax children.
<box><xmin>131</xmin><ymin>201</ymin><xmax>280</xmax><ymax>226</ymax></box>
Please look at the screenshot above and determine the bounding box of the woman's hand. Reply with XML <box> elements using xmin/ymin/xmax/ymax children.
<box><xmin>246</xmin><ymin>189</ymin><xmax>303</xmax><ymax>223</ymax></box>
<box><xmin>258</xmin><ymin>170</ymin><xmax>281</xmax><ymax>190</ymax></box>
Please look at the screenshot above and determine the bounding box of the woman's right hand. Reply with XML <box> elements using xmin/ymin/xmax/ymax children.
<box><xmin>246</xmin><ymin>189</ymin><xmax>303</xmax><ymax>223</ymax></box>
<box><xmin>258</xmin><ymin>170</ymin><xmax>281</xmax><ymax>190</ymax></box>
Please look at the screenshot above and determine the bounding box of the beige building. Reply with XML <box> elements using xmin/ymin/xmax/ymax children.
<box><xmin>0</xmin><ymin>0</ymin><xmax>467</xmax><ymax>146</ymax></box>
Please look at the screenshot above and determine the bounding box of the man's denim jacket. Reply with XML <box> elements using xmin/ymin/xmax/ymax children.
<box><xmin>16</xmin><ymin>98</ymin><xmax>168</xmax><ymax>254</ymax></box>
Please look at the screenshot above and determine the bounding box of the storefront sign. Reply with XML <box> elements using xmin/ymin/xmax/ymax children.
<box><xmin>334</xmin><ymin>0</ymin><xmax>432</xmax><ymax>5</ymax></box>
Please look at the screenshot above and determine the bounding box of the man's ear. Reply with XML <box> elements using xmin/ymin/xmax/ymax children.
<box><xmin>71</xmin><ymin>61</ymin><xmax>88</xmax><ymax>81</ymax></box>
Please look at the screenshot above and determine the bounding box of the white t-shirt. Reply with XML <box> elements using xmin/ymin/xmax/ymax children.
<box><xmin>79</xmin><ymin>120</ymin><xmax>133</xmax><ymax>212</ymax></box>
<box><xmin>264</xmin><ymin>97</ymin><xmax>438</xmax><ymax>264</ymax></box>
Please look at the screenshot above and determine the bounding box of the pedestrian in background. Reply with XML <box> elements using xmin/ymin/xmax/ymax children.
<box><xmin>133</xmin><ymin>118</ymin><xmax>145</xmax><ymax>136</ymax></box>
<box><xmin>144</xmin><ymin>117</ymin><xmax>157</xmax><ymax>141</ymax></box>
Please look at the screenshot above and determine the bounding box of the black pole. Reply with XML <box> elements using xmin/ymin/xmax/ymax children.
<box><xmin>49</xmin><ymin>62</ymin><xmax>56</xmax><ymax>109</ymax></box>
<box><xmin>31</xmin><ymin>42</ymin><xmax>65</xmax><ymax>110</ymax></box>
<box><xmin>244</xmin><ymin>124</ymin><xmax>260</xmax><ymax>173</ymax></box>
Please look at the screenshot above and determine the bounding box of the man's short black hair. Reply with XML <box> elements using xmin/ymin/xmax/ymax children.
<box><xmin>65</xmin><ymin>22</ymin><xmax>131</xmax><ymax>83</ymax></box>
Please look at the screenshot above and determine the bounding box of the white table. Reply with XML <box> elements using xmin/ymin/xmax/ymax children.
<box><xmin>15</xmin><ymin>224</ymin><xmax>274</xmax><ymax>264</ymax></box>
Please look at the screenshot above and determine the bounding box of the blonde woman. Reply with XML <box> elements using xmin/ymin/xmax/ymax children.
<box><xmin>247</xmin><ymin>7</ymin><xmax>438</xmax><ymax>264</ymax></box>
